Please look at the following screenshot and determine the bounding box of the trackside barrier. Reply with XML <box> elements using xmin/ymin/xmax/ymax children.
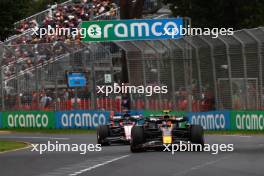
<box><xmin>0</xmin><ymin>113</ymin><xmax>2</xmax><ymax>128</ymax></box>
<box><xmin>128</xmin><ymin>110</ymin><xmax>144</xmax><ymax>116</ymax></box>
<box><xmin>187</xmin><ymin>111</ymin><xmax>230</xmax><ymax>130</ymax></box>
<box><xmin>0</xmin><ymin>110</ymin><xmax>143</xmax><ymax>129</ymax></box>
<box><xmin>55</xmin><ymin>111</ymin><xmax>110</xmax><ymax>129</ymax></box>
<box><xmin>1</xmin><ymin>110</ymin><xmax>264</xmax><ymax>130</ymax></box>
<box><xmin>143</xmin><ymin>110</ymin><xmax>186</xmax><ymax>117</ymax></box>
<box><xmin>2</xmin><ymin>111</ymin><xmax>55</xmax><ymax>128</ymax></box>
<box><xmin>231</xmin><ymin>111</ymin><xmax>264</xmax><ymax>130</ymax></box>
<box><xmin>129</xmin><ymin>110</ymin><xmax>144</xmax><ymax>125</ymax></box>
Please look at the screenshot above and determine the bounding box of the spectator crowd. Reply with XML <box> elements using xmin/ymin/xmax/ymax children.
<box><xmin>2</xmin><ymin>0</ymin><xmax>118</xmax><ymax>80</ymax></box>
<box><xmin>1</xmin><ymin>0</ymin><xmax>119</xmax><ymax>110</ymax></box>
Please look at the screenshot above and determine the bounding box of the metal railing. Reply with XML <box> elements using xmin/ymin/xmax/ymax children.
<box><xmin>1</xmin><ymin>12</ymin><xmax>264</xmax><ymax>112</ymax></box>
<box><xmin>1</xmin><ymin>27</ymin><xmax>264</xmax><ymax>112</ymax></box>
<box><xmin>113</xmin><ymin>27</ymin><xmax>264</xmax><ymax>111</ymax></box>
<box><xmin>93</xmin><ymin>8</ymin><xmax>120</xmax><ymax>20</ymax></box>
<box><xmin>143</xmin><ymin>0</ymin><xmax>162</xmax><ymax>14</ymax></box>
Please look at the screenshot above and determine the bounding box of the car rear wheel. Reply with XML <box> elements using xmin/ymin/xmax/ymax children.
<box><xmin>97</xmin><ymin>125</ymin><xmax>110</xmax><ymax>146</ymax></box>
<box><xmin>130</xmin><ymin>126</ymin><xmax>145</xmax><ymax>152</ymax></box>
<box><xmin>190</xmin><ymin>125</ymin><xmax>204</xmax><ymax>146</ymax></box>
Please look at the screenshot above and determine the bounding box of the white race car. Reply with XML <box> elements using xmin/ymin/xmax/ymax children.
<box><xmin>97</xmin><ymin>112</ymin><xmax>143</xmax><ymax>145</ymax></box>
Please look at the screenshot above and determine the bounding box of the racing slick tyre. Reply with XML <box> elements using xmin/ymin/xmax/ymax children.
<box><xmin>97</xmin><ymin>125</ymin><xmax>110</xmax><ymax>146</ymax></box>
<box><xmin>130</xmin><ymin>126</ymin><xmax>145</xmax><ymax>153</ymax></box>
<box><xmin>190</xmin><ymin>125</ymin><xmax>204</xmax><ymax>146</ymax></box>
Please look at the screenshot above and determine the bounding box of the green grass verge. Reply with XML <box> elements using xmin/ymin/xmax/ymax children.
<box><xmin>0</xmin><ymin>128</ymin><xmax>96</xmax><ymax>134</ymax></box>
<box><xmin>205</xmin><ymin>130</ymin><xmax>264</xmax><ymax>135</ymax></box>
<box><xmin>0</xmin><ymin>141</ymin><xmax>28</xmax><ymax>152</ymax></box>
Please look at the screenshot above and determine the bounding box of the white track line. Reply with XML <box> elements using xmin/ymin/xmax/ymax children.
<box><xmin>174</xmin><ymin>155</ymin><xmax>233</xmax><ymax>176</ymax></box>
<box><xmin>69</xmin><ymin>155</ymin><xmax>130</xmax><ymax>176</ymax></box>
<box><xmin>222</xmin><ymin>135</ymin><xmax>252</xmax><ymax>138</ymax></box>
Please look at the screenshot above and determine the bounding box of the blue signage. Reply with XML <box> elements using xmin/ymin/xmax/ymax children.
<box><xmin>81</xmin><ymin>18</ymin><xmax>183</xmax><ymax>42</ymax></box>
<box><xmin>187</xmin><ymin>111</ymin><xmax>231</xmax><ymax>130</ymax></box>
<box><xmin>56</xmin><ymin>110</ymin><xmax>110</xmax><ymax>129</ymax></box>
<box><xmin>67</xmin><ymin>72</ymin><xmax>87</xmax><ymax>87</ymax></box>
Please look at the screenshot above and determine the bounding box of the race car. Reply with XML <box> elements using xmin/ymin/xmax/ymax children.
<box><xmin>97</xmin><ymin>111</ymin><xmax>143</xmax><ymax>146</ymax></box>
<box><xmin>130</xmin><ymin>111</ymin><xmax>204</xmax><ymax>152</ymax></box>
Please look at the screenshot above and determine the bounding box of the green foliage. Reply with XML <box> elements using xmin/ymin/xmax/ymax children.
<box><xmin>163</xmin><ymin>0</ymin><xmax>264</xmax><ymax>29</ymax></box>
<box><xmin>0</xmin><ymin>141</ymin><xmax>28</xmax><ymax>152</ymax></box>
<box><xmin>0</xmin><ymin>0</ymin><xmax>67</xmax><ymax>41</ymax></box>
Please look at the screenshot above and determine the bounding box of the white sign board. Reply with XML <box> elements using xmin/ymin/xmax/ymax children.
<box><xmin>104</xmin><ymin>74</ymin><xmax>112</xmax><ymax>83</ymax></box>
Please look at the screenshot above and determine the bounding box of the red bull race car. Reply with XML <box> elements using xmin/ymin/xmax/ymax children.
<box><xmin>97</xmin><ymin>111</ymin><xmax>143</xmax><ymax>146</ymax></box>
<box><xmin>130</xmin><ymin>111</ymin><xmax>204</xmax><ymax>152</ymax></box>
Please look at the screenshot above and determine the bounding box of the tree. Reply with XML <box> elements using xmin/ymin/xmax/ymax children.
<box><xmin>0</xmin><ymin>0</ymin><xmax>30</xmax><ymax>41</ymax></box>
<box><xmin>120</xmin><ymin>0</ymin><xmax>144</xmax><ymax>19</ymax></box>
<box><xmin>0</xmin><ymin>0</ymin><xmax>66</xmax><ymax>41</ymax></box>
<box><xmin>163</xmin><ymin>0</ymin><xmax>264</xmax><ymax>29</ymax></box>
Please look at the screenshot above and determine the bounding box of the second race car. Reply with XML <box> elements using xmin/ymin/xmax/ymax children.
<box><xmin>97</xmin><ymin>111</ymin><xmax>143</xmax><ymax>146</ymax></box>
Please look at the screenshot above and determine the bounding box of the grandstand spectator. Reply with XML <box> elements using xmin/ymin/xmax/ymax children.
<box><xmin>11</xmin><ymin>0</ymin><xmax>116</xmax><ymax>44</ymax></box>
<box><xmin>2</xmin><ymin>0</ymin><xmax>119</xmax><ymax>110</ymax></box>
<box><xmin>63</xmin><ymin>89</ymin><xmax>70</xmax><ymax>101</ymax></box>
<box><xmin>2</xmin><ymin>0</ymin><xmax>118</xmax><ymax>79</ymax></box>
<box><xmin>40</xmin><ymin>93</ymin><xmax>52</xmax><ymax>108</ymax></box>
<box><xmin>16</xmin><ymin>19</ymin><xmax>38</xmax><ymax>33</ymax></box>
<box><xmin>121</xmin><ymin>94</ymin><xmax>130</xmax><ymax>110</ymax></box>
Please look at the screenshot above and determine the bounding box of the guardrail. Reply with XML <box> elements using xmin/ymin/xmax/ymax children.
<box><xmin>93</xmin><ymin>8</ymin><xmax>120</xmax><ymax>20</ymax></box>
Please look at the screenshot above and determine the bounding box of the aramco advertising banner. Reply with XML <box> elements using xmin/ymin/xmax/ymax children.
<box><xmin>1</xmin><ymin>110</ymin><xmax>264</xmax><ymax>131</ymax></box>
<box><xmin>230</xmin><ymin>111</ymin><xmax>264</xmax><ymax>130</ymax></box>
<box><xmin>143</xmin><ymin>110</ymin><xmax>186</xmax><ymax>117</ymax></box>
<box><xmin>55</xmin><ymin>110</ymin><xmax>110</xmax><ymax>129</ymax></box>
<box><xmin>2</xmin><ymin>111</ymin><xmax>55</xmax><ymax>128</ymax></box>
<box><xmin>187</xmin><ymin>111</ymin><xmax>231</xmax><ymax>130</ymax></box>
<box><xmin>0</xmin><ymin>112</ymin><xmax>2</xmax><ymax>128</ymax></box>
<box><xmin>81</xmin><ymin>18</ymin><xmax>183</xmax><ymax>42</ymax></box>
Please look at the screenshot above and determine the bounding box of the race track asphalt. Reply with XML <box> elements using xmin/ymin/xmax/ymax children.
<box><xmin>0</xmin><ymin>133</ymin><xmax>264</xmax><ymax>176</ymax></box>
